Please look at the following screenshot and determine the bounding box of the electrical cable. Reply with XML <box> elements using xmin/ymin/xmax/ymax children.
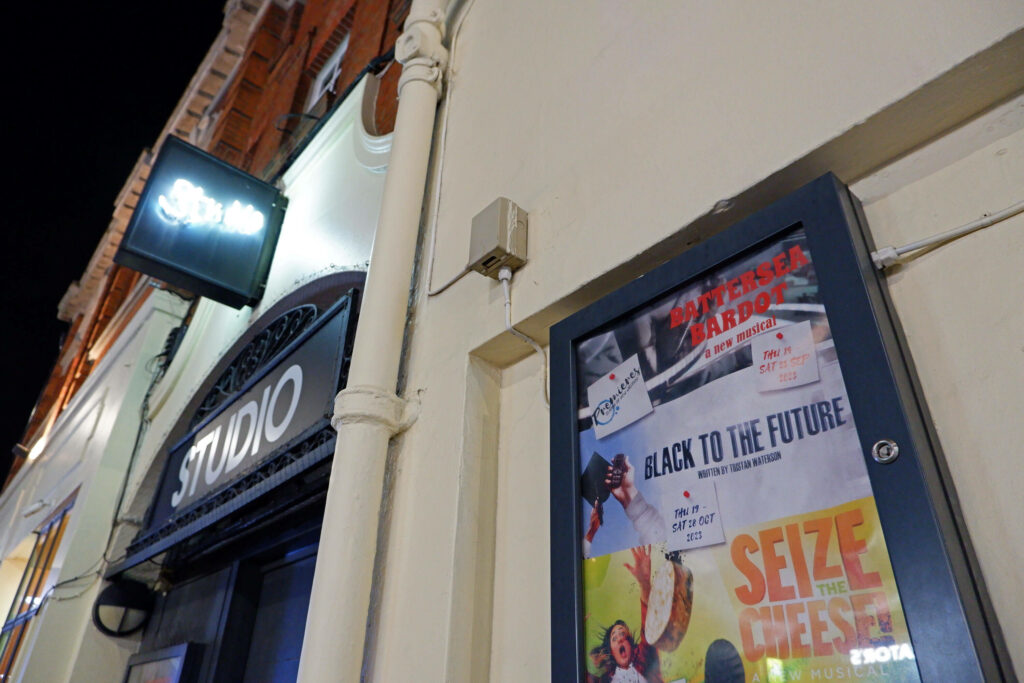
<box><xmin>24</xmin><ymin>40</ymin><xmax>404</xmax><ymax>620</ymax></box>
<box><xmin>498</xmin><ymin>267</ymin><xmax>549</xmax><ymax>406</ymax></box>
<box><xmin>428</xmin><ymin>267</ymin><xmax>471</xmax><ymax>295</ymax></box>
<box><xmin>30</xmin><ymin>346</ymin><xmax>169</xmax><ymax>616</ymax></box>
<box><xmin>34</xmin><ymin>555</ymin><xmax>105</xmax><ymax>610</ymax></box>
<box><xmin>36</xmin><ymin>297</ymin><xmax>197</xmax><ymax>614</ymax></box>
<box><xmin>871</xmin><ymin>200</ymin><xmax>1024</xmax><ymax>269</ymax></box>
<box><xmin>423</xmin><ymin>0</ymin><xmax>477</xmax><ymax>296</ymax></box>
<box><xmin>51</xmin><ymin>573</ymin><xmax>102</xmax><ymax>602</ymax></box>
<box><xmin>108</xmin><ymin>299</ymin><xmax>196</xmax><ymax>544</ymax></box>
<box><xmin>271</xmin><ymin>47</ymin><xmax>396</xmax><ymax>184</ymax></box>
<box><xmin>149</xmin><ymin>279</ymin><xmax>195</xmax><ymax>302</ymax></box>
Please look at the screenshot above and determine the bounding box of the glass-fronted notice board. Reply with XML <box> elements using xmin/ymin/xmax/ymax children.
<box><xmin>549</xmin><ymin>175</ymin><xmax>1013</xmax><ymax>683</ymax></box>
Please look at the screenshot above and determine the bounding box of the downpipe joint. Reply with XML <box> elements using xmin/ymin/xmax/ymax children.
<box><xmin>333</xmin><ymin>384</ymin><xmax>419</xmax><ymax>436</ymax></box>
<box><xmin>396</xmin><ymin>8</ymin><xmax>448</xmax><ymax>99</ymax></box>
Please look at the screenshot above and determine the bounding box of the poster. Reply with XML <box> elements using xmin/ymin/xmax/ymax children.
<box><xmin>575</xmin><ymin>229</ymin><xmax>920</xmax><ymax>682</ymax></box>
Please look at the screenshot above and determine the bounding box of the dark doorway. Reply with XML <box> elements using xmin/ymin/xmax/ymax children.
<box><xmin>242</xmin><ymin>546</ymin><xmax>318</xmax><ymax>683</ymax></box>
<box><xmin>137</xmin><ymin>528</ymin><xmax>322</xmax><ymax>683</ymax></box>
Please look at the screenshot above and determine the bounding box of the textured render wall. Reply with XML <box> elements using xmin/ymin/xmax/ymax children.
<box><xmin>854</xmin><ymin>125</ymin><xmax>1024</xmax><ymax>672</ymax></box>
<box><xmin>268</xmin><ymin>78</ymin><xmax>385</xmax><ymax>302</ymax></box>
<box><xmin>489</xmin><ymin>358</ymin><xmax>551</xmax><ymax>681</ymax></box>
<box><xmin>421</xmin><ymin>0</ymin><xmax>1024</xmax><ymax>338</ymax></box>
<box><xmin>368</xmin><ymin>0</ymin><xmax>1024</xmax><ymax>679</ymax></box>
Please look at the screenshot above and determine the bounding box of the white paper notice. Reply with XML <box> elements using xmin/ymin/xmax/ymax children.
<box><xmin>752</xmin><ymin>320</ymin><xmax>820</xmax><ymax>392</ymax></box>
<box><xmin>661</xmin><ymin>481</ymin><xmax>725</xmax><ymax>552</ymax></box>
<box><xmin>586</xmin><ymin>354</ymin><xmax>654</xmax><ymax>439</ymax></box>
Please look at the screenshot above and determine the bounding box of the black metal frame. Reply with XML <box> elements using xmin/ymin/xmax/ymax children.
<box><xmin>118</xmin><ymin>427</ymin><xmax>335</xmax><ymax>572</ymax></box>
<box><xmin>549</xmin><ymin>174</ymin><xmax>1012</xmax><ymax>682</ymax></box>
<box><xmin>189</xmin><ymin>303</ymin><xmax>320</xmax><ymax>429</ymax></box>
<box><xmin>0</xmin><ymin>496</ymin><xmax>75</xmax><ymax>680</ymax></box>
<box><xmin>122</xmin><ymin>642</ymin><xmax>202</xmax><ymax>683</ymax></box>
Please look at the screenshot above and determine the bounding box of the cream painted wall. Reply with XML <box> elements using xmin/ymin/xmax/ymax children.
<box><xmin>0</xmin><ymin>293</ymin><xmax>186</xmax><ymax>557</ymax></box>
<box><xmin>489</xmin><ymin>357</ymin><xmax>550</xmax><ymax>681</ymax></box>
<box><xmin>853</xmin><ymin>126</ymin><xmax>1024</xmax><ymax>671</ymax></box>
<box><xmin>0</xmin><ymin>75</ymin><xmax>389</xmax><ymax>683</ymax></box>
<box><xmin>118</xmin><ymin>296</ymin><xmax>247</xmax><ymax>528</ymax></box>
<box><xmin>422</xmin><ymin>0</ymin><xmax>1024</xmax><ymax>345</ymax></box>
<box><xmin>0</xmin><ymin>553</ymin><xmax>29</xmax><ymax>623</ymax></box>
<box><xmin>6</xmin><ymin>1</ymin><xmax>1012</xmax><ymax>679</ymax></box>
<box><xmin>267</xmin><ymin>77</ymin><xmax>386</xmax><ymax>309</ymax></box>
<box><xmin>366</xmin><ymin>1</ymin><xmax>1024</xmax><ymax>679</ymax></box>
<box><xmin>0</xmin><ymin>293</ymin><xmax>186</xmax><ymax>683</ymax></box>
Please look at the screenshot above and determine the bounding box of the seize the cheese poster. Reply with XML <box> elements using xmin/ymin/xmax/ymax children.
<box><xmin>575</xmin><ymin>229</ymin><xmax>920</xmax><ymax>683</ymax></box>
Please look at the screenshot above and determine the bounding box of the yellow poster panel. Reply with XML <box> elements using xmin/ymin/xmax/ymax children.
<box><xmin>582</xmin><ymin>497</ymin><xmax>919</xmax><ymax>683</ymax></box>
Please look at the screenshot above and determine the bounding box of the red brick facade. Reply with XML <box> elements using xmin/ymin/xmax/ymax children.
<box><xmin>208</xmin><ymin>0</ymin><xmax>408</xmax><ymax>178</ymax></box>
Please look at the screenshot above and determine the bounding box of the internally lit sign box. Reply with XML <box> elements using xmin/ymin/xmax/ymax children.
<box><xmin>114</xmin><ymin>136</ymin><xmax>287</xmax><ymax>308</ymax></box>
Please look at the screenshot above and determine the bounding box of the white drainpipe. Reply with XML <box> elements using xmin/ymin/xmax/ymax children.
<box><xmin>296</xmin><ymin>1</ymin><xmax>449</xmax><ymax>681</ymax></box>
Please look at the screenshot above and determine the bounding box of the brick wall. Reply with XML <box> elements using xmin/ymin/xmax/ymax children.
<box><xmin>209</xmin><ymin>3</ymin><xmax>290</xmax><ymax>166</ymax></box>
<box><xmin>247</xmin><ymin>2</ymin><xmax>310</xmax><ymax>174</ymax></box>
<box><xmin>298</xmin><ymin>0</ymin><xmax>358</xmax><ymax>72</ymax></box>
<box><xmin>207</xmin><ymin>0</ymin><xmax>408</xmax><ymax>178</ymax></box>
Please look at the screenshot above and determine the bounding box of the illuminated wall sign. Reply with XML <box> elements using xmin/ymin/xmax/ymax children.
<box><xmin>114</xmin><ymin>136</ymin><xmax>287</xmax><ymax>309</ymax></box>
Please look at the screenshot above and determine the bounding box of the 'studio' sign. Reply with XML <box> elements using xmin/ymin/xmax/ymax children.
<box><xmin>145</xmin><ymin>303</ymin><xmax>351</xmax><ymax>532</ymax></box>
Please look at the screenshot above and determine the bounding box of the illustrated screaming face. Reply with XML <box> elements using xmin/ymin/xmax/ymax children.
<box><xmin>609</xmin><ymin>623</ymin><xmax>633</xmax><ymax>669</ymax></box>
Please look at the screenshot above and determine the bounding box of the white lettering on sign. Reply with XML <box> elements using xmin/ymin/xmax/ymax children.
<box><xmin>170</xmin><ymin>364</ymin><xmax>303</xmax><ymax>508</ymax></box>
<box><xmin>157</xmin><ymin>178</ymin><xmax>265</xmax><ymax>235</ymax></box>
<box><xmin>849</xmin><ymin>643</ymin><xmax>915</xmax><ymax>665</ymax></box>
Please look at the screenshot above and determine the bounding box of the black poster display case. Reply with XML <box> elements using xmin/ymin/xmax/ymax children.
<box><xmin>549</xmin><ymin>175</ymin><xmax>1012</xmax><ymax>682</ymax></box>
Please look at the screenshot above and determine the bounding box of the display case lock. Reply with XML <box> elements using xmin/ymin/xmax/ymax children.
<box><xmin>871</xmin><ymin>439</ymin><xmax>900</xmax><ymax>464</ymax></box>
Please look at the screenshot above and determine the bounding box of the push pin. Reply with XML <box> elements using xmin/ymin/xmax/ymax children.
<box><xmin>776</xmin><ymin>332</ymin><xmax>784</xmax><ymax>339</ymax></box>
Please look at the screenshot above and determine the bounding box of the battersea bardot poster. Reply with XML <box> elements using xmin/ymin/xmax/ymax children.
<box><xmin>575</xmin><ymin>228</ymin><xmax>920</xmax><ymax>683</ymax></box>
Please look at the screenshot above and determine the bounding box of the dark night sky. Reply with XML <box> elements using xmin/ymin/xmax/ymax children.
<box><xmin>3</xmin><ymin>3</ymin><xmax>225</xmax><ymax>461</ymax></box>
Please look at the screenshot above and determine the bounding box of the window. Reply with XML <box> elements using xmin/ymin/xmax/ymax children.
<box><xmin>0</xmin><ymin>498</ymin><xmax>74</xmax><ymax>680</ymax></box>
<box><xmin>306</xmin><ymin>33</ymin><xmax>350</xmax><ymax>111</ymax></box>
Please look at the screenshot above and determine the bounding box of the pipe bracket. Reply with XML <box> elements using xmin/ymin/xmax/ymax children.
<box><xmin>395</xmin><ymin>6</ymin><xmax>448</xmax><ymax>99</ymax></box>
<box><xmin>404</xmin><ymin>6</ymin><xmax>446</xmax><ymax>40</ymax></box>
<box><xmin>398</xmin><ymin>59</ymin><xmax>444</xmax><ymax>99</ymax></box>
<box><xmin>333</xmin><ymin>384</ymin><xmax>417</xmax><ymax>436</ymax></box>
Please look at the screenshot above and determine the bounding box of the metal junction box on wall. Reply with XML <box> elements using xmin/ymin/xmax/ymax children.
<box><xmin>467</xmin><ymin>197</ymin><xmax>528</xmax><ymax>278</ymax></box>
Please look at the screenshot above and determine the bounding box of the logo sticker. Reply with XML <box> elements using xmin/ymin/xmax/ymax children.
<box><xmin>586</xmin><ymin>354</ymin><xmax>654</xmax><ymax>438</ymax></box>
